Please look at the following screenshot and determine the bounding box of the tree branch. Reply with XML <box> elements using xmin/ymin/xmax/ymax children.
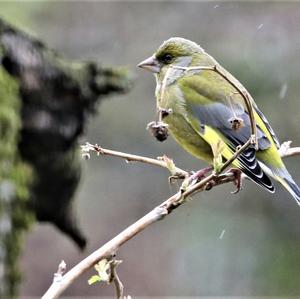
<box><xmin>279</xmin><ymin>141</ymin><xmax>300</xmax><ymax>158</ymax></box>
<box><xmin>42</xmin><ymin>140</ymin><xmax>300</xmax><ymax>299</ymax></box>
<box><xmin>81</xmin><ymin>142</ymin><xmax>188</xmax><ymax>178</ymax></box>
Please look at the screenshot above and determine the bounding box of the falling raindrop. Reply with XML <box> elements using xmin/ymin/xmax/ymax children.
<box><xmin>279</xmin><ymin>83</ymin><xmax>288</xmax><ymax>99</ymax></box>
<box><xmin>257</xmin><ymin>23</ymin><xmax>264</xmax><ymax>30</ymax></box>
<box><xmin>219</xmin><ymin>229</ymin><xmax>226</xmax><ymax>240</ymax></box>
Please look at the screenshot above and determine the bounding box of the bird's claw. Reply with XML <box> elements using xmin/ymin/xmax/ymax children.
<box><xmin>227</xmin><ymin>168</ymin><xmax>243</xmax><ymax>194</ymax></box>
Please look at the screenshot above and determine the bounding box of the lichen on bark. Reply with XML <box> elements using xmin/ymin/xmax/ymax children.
<box><xmin>0</xmin><ymin>62</ymin><xmax>34</xmax><ymax>298</ymax></box>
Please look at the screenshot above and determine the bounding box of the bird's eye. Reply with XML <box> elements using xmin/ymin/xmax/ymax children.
<box><xmin>161</xmin><ymin>54</ymin><xmax>173</xmax><ymax>64</ymax></box>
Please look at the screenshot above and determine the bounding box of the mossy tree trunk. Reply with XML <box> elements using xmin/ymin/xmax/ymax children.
<box><xmin>0</xmin><ymin>18</ymin><xmax>132</xmax><ymax>298</ymax></box>
<box><xmin>0</xmin><ymin>56</ymin><xmax>33</xmax><ymax>298</ymax></box>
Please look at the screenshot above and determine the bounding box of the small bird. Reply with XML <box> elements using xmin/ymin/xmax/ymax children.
<box><xmin>138</xmin><ymin>37</ymin><xmax>300</xmax><ymax>205</ymax></box>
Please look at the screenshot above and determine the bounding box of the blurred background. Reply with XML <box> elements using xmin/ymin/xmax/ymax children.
<box><xmin>1</xmin><ymin>1</ymin><xmax>300</xmax><ymax>298</ymax></box>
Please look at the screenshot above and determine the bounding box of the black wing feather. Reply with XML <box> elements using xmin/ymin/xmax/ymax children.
<box><xmin>190</xmin><ymin>103</ymin><xmax>275</xmax><ymax>192</ymax></box>
<box><xmin>226</xmin><ymin>136</ymin><xmax>275</xmax><ymax>192</ymax></box>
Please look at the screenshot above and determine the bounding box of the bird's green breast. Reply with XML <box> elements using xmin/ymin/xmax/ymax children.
<box><xmin>158</xmin><ymin>83</ymin><xmax>213</xmax><ymax>164</ymax></box>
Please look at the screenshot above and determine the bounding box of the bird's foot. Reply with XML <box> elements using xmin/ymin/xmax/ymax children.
<box><xmin>226</xmin><ymin>168</ymin><xmax>243</xmax><ymax>194</ymax></box>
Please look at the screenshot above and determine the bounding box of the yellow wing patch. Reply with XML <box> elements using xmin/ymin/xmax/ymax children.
<box><xmin>201</xmin><ymin>125</ymin><xmax>241</xmax><ymax>168</ymax></box>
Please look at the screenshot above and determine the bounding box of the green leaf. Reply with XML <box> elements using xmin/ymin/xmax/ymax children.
<box><xmin>95</xmin><ymin>259</ymin><xmax>110</xmax><ymax>281</ymax></box>
<box><xmin>88</xmin><ymin>258</ymin><xmax>112</xmax><ymax>285</ymax></box>
<box><xmin>88</xmin><ymin>275</ymin><xmax>101</xmax><ymax>285</ymax></box>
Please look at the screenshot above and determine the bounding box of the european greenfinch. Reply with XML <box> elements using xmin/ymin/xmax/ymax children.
<box><xmin>138</xmin><ymin>37</ymin><xmax>300</xmax><ymax>205</ymax></box>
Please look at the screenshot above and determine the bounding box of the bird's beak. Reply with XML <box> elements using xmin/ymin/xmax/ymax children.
<box><xmin>137</xmin><ymin>55</ymin><xmax>161</xmax><ymax>73</ymax></box>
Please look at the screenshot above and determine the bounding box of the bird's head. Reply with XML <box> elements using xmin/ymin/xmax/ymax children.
<box><xmin>138</xmin><ymin>37</ymin><xmax>204</xmax><ymax>75</ymax></box>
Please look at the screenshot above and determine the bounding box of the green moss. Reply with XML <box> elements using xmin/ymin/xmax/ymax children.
<box><xmin>0</xmin><ymin>66</ymin><xmax>34</xmax><ymax>298</ymax></box>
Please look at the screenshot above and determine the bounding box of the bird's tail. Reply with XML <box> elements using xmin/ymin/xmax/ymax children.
<box><xmin>263</xmin><ymin>163</ymin><xmax>300</xmax><ymax>206</ymax></box>
<box><xmin>276</xmin><ymin>174</ymin><xmax>300</xmax><ymax>206</ymax></box>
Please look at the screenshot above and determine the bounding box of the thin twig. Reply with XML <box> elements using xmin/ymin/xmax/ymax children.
<box><xmin>212</xmin><ymin>65</ymin><xmax>258</xmax><ymax>148</ymax></box>
<box><xmin>171</xmin><ymin>64</ymin><xmax>258</xmax><ymax>148</ymax></box>
<box><xmin>218</xmin><ymin>138</ymin><xmax>252</xmax><ymax>173</ymax></box>
<box><xmin>283</xmin><ymin>147</ymin><xmax>300</xmax><ymax>158</ymax></box>
<box><xmin>81</xmin><ymin>142</ymin><xmax>188</xmax><ymax>178</ymax></box>
<box><xmin>57</xmin><ymin>261</ymin><xmax>66</xmax><ymax>275</ymax></box>
<box><xmin>47</xmin><ymin>261</ymin><xmax>67</xmax><ymax>297</ymax></box>
<box><xmin>157</xmin><ymin>67</ymin><xmax>173</xmax><ymax>122</ymax></box>
<box><xmin>279</xmin><ymin>141</ymin><xmax>300</xmax><ymax>158</ymax></box>
<box><xmin>109</xmin><ymin>260</ymin><xmax>124</xmax><ymax>299</ymax></box>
